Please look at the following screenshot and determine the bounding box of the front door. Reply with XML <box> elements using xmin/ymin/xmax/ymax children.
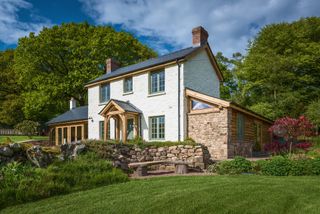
<box><xmin>127</xmin><ymin>119</ymin><xmax>134</xmax><ymax>140</ymax></box>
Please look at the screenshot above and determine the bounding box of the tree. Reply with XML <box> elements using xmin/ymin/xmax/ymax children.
<box><xmin>0</xmin><ymin>50</ymin><xmax>24</xmax><ymax>127</ymax></box>
<box><xmin>14</xmin><ymin>120</ymin><xmax>39</xmax><ymax>138</ymax></box>
<box><xmin>237</xmin><ymin>17</ymin><xmax>320</xmax><ymax>119</ymax></box>
<box><xmin>269</xmin><ymin>116</ymin><xmax>314</xmax><ymax>155</ymax></box>
<box><xmin>306</xmin><ymin>100</ymin><xmax>320</xmax><ymax>135</ymax></box>
<box><xmin>216</xmin><ymin>52</ymin><xmax>239</xmax><ymax>100</ymax></box>
<box><xmin>14</xmin><ymin>23</ymin><xmax>157</xmax><ymax>123</ymax></box>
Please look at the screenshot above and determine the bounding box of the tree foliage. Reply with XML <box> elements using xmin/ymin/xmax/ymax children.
<box><xmin>0</xmin><ymin>50</ymin><xmax>24</xmax><ymax>127</ymax></box>
<box><xmin>14</xmin><ymin>23</ymin><xmax>156</xmax><ymax>123</ymax></box>
<box><xmin>236</xmin><ymin>17</ymin><xmax>320</xmax><ymax>119</ymax></box>
<box><xmin>306</xmin><ymin>99</ymin><xmax>320</xmax><ymax>133</ymax></box>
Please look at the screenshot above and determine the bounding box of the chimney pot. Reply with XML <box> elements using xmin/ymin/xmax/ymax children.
<box><xmin>70</xmin><ymin>97</ymin><xmax>76</xmax><ymax>110</ymax></box>
<box><xmin>192</xmin><ymin>26</ymin><xmax>209</xmax><ymax>47</ymax></box>
<box><xmin>106</xmin><ymin>58</ymin><xmax>120</xmax><ymax>73</ymax></box>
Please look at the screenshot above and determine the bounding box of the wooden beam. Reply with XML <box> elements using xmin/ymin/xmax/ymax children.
<box><xmin>185</xmin><ymin>88</ymin><xmax>230</xmax><ymax>107</ymax></box>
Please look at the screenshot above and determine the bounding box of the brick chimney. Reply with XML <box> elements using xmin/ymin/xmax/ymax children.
<box><xmin>106</xmin><ymin>58</ymin><xmax>120</xmax><ymax>73</ymax></box>
<box><xmin>192</xmin><ymin>26</ymin><xmax>209</xmax><ymax>47</ymax></box>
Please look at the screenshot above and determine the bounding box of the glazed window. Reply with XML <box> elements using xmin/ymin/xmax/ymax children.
<box><xmin>123</xmin><ymin>77</ymin><xmax>133</xmax><ymax>93</ymax></box>
<box><xmin>100</xmin><ymin>83</ymin><xmax>110</xmax><ymax>103</ymax></box>
<box><xmin>150</xmin><ymin>70</ymin><xmax>165</xmax><ymax>94</ymax></box>
<box><xmin>149</xmin><ymin>116</ymin><xmax>165</xmax><ymax>140</ymax></box>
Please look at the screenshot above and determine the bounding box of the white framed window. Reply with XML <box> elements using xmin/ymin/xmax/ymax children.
<box><xmin>100</xmin><ymin>83</ymin><xmax>110</xmax><ymax>103</ymax></box>
<box><xmin>123</xmin><ymin>77</ymin><xmax>133</xmax><ymax>93</ymax></box>
<box><xmin>149</xmin><ymin>70</ymin><xmax>165</xmax><ymax>94</ymax></box>
<box><xmin>149</xmin><ymin>116</ymin><xmax>165</xmax><ymax>140</ymax></box>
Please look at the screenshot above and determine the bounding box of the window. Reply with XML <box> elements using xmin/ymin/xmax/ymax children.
<box><xmin>77</xmin><ymin>126</ymin><xmax>82</xmax><ymax>141</ymax></box>
<box><xmin>149</xmin><ymin>116</ymin><xmax>165</xmax><ymax>140</ymax></box>
<box><xmin>58</xmin><ymin>128</ymin><xmax>62</xmax><ymax>145</ymax></box>
<box><xmin>191</xmin><ymin>100</ymin><xmax>213</xmax><ymax>110</ymax></box>
<box><xmin>63</xmin><ymin>127</ymin><xmax>68</xmax><ymax>144</ymax></box>
<box><xmin>237</xmin><ymin>113</ymin><xmax>245</xmax><ymax>142</ymax></box>
<box><xmin>99</xmin><ymin>121</ymin><xmax>104</xmax><ymax>140</ymax></box>
<box><xmin>150</xmin><ymin>70</ymin><xmax>165</xmax><ymax>94</ymax></box>
<box><xmin>123</xmin><ymin>77</ymin><xmax>133</xmax><ymax>93</ymax></box>
<box><xmin>71</xmin><ymin>127</ymin><xmax>75</xmax><ymax>142</ymax></box>
<box><xmin>100</xmin><ymin>83</ymin><xmax>110</xmax><ymax>103</ymax></box>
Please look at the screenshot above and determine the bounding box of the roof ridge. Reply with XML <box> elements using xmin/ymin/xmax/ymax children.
<box><xmin>86</xmin><ymin>45</ymin><xmax>202</xmax><ymax>85</ymax></box>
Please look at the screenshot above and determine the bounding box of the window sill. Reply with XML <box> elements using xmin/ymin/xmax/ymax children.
<box><xmin>149</xmin><ymin>139</ymin><xmax>165</xmax><ymax>142</ymax></box>
<box><xmin>148</xmin><ymin>92</ymin><xmax>166</xmax><ymax>97</ymax></box>
<box><xmin>99</xmin><ymin>102</ymin><xmax>108</xmax><ymax>106</ymax></box>
<box><xmin>123</xmin><ymin>91</ymin><xmax>133</xmax><ymax>96</ymax></box>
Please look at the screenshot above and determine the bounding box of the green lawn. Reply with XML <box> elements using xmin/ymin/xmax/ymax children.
<box><xmin>0</xmin><ymin>135</ymin><xmax>48</xmax><ymax>143</ymax></box>
<box><xmin>2</xmin><ymin>175</ymin><xmax>320</xmax><ymax>214</ymax></box>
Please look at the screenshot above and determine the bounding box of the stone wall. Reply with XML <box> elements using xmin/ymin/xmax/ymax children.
<box><xmin>86</xmin><ymin>143</ymin><xmax>210</xmax><ymax>170</ymax></box>
<box><xmin>187</xmin><ymin>108</ymin><xmax>229</xmax><ymax>159</ymax></box>
<box><xmin>0</xmin><ymin>143</ymin><xmax>56</xmax><ymax>167</ymax></box>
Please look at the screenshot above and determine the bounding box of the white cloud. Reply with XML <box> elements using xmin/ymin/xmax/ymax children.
<box><xmin>0</xmin><ymin>0</ymin><xmax>50</xmax><ymax>44</ymax></box>
<box><xmin>79</xmin><ymin>0</ymin><xmax>320</xmax><ymax>56</ymax></box>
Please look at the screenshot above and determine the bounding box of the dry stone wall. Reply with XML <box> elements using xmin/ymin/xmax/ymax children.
<box><xmin>85</xmin><ymin>143</ymin><xmax>211</xmax><ymax>170</ymax></box>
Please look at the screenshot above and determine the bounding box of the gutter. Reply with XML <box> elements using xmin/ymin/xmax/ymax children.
<box><xmin>176</xmin><ymin>59</ymin><xmax>181</xmax><ymax>142</ymax></box>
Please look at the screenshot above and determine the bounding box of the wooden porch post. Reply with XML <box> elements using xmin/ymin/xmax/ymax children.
<box><xmin>115</xmin><ymin>116</ymin><xmax>120</xmax><ymax>141</ymax></box>
<box><xmin>120</xmin><ymin>114</ymin><xmax>127</xmax><ymax>143</ymax></box>
<box><xmin>133</xmin><ymin>115</ymin><xmax>138</xmax><ymax>138</ymax></box>
<box><xmin>67</xmin><ymin>127</ymin><xmax>71</xmax><ymax>143</ymax></box>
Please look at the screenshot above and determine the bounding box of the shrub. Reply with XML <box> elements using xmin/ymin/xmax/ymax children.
<box><xmin>14</xmin><ymin>120</ymin><xmax>39</xmax><ymax>138</ymax></box>
<box><xmin>260</xmin><ymin>156</ymin><xmax>292</xmax><ymax>176</ymax></box>
<box><xmin>0</xmin><ymin>153</ymin><xmax>128</xmax><ymax>209</ymax></box>
<box><xmin>216</xmin><ymin>157</ymin><xmax>252</xmax><ymax>175</ymax></box>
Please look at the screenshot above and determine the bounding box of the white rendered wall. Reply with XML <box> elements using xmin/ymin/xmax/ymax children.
<box><xmin>88</xmin><ymin>64</ymin><xmax>184</xmax><ymax>141</ymax></box>
<box><xmin>183</xmin><ymin>50</ymin><xmax>220</xmax><ymax>98</ymax></box>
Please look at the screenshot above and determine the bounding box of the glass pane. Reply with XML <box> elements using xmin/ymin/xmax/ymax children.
<box><xmin>159</xmin><ymin>116</ymin><xmax>165</xmax><ymax>139</ymax></box>
<box><xmin>192</xmin><ymin>100</ymin><xmax>213</xmax><ymax>110</ymax></box>
<box><xmin>77</xmin><ymin>126</ymin><xmax>82</xmax><ymax>141</ymax></box>
<box><xmin>151</xmin><ymin>73</ymin><xmax>158</xmax><ymax>93</ymax></box>
<box><xmin>99</xmin><ymin>121</ymin><xmax>104</xmax><ymax>140</ymax></box>
<box><xmin>84</xmin><ymin>124</ymin><xmax>88</xmax><ymax>139</ymax></box>
<box><xmin>124</xmin><ymin>77</ymin><xmax>133</xmax><ymax>93</ymax></box>
<box><xmin>63</xmin><ymin>127</ymin><xmax>68</xmax><ymax>144</ymax></box>
<box><xmin>71</xmin><ymin>127</ymin><xmax>75</xmax><ymax>142</ymax></box>
<box><xmin>159</xmin><ymin>71</ymin><xmax>165</xmax><ymax>92</ymax></box>
<box><xmin>127</xmin><ymin>119</ymin><xmax>134</xmax><ymax>140</ymax></box>
<box><xmin>51</xmin><ymin>129</ymin><xmax>56</xmax><ymax>144</ymax></box>
<box><xmin>58</xmin><ymin>128</ymin><xmax>62</xmax><ymax>145</ymax></box>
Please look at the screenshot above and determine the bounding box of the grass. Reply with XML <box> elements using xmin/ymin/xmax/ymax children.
<box><xmin>0</xmin><ymin>135</ymin><xmax>48</xmax><ymax>143</ymax></box>
<box><xmin>2</xmin><ymin>175</ymin><xmax>320</xmax><ymax>214</ymax></box>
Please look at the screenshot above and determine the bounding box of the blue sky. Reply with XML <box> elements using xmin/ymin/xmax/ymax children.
<box><xmin>0</xmin><ymin>0</ymin><xmax>319</xmax><ymax>57</ymax></box>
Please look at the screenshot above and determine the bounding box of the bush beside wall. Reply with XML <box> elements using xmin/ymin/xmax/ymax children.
<box><xmin>209</xmin><ymin>156</ymin><xmax>320</xmax><ymax>176</ymax></box>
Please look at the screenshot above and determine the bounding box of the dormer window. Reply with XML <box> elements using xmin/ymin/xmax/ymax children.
<box><xmin>150</xmin><ymin>70</ymin><xmax>165</xmax><ymax>94</ymax></box>
<box><xmin>123</xmin><ymin>77</ymin><xmax>133</xmax><ymax>93</ymax></box>
<box><xmin>100</xmin><ymin>83</ymin><xmax>110</xmax><ymax>103</ymax></box>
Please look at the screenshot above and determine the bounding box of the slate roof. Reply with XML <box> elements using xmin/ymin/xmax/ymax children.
<box><xmin>112</xmin><ymin>99</ymin><xmax>142</xmax><ymax>113</ymax></box>
<box><xmin>46</xmin><ymin>106</ymin><xmax>88</xmax><ymax>126</ymax></box>
<box><xmin>86</xmin><ymin>46</ymin><xmax>201</xmax><ymax>85</ymax></box>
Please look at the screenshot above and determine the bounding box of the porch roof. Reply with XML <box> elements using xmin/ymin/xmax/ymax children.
<box><xmin>99</xmin><ymin>99</ymin><xmax>142</xmax><ymax>115</ymax></box>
